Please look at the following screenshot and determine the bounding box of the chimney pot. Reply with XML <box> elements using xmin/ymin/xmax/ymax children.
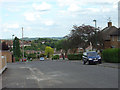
<box><xmin>108</xmin><ymin>22</ymin><xmax>112</xmax><ymax>27</ymax></box>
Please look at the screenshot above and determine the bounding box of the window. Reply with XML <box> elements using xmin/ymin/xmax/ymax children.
<box><xmin>118</xmin><ymin>36</ymin><xmax>120</xmax><ymax>41</ymax></box>
<box><xmin>112</xmin><ymin>36</ymin><xmax>114</xmax><ymax>41</ymax></box>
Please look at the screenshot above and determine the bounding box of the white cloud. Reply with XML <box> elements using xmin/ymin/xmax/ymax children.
<box><xmin>42</xmin><ymin>20</ymin><xmax>54</xmax><ymax>26</ymax></box>
<box><xmin>32</xmin><ymin>2</ymin><xmax>52</xmax><ymax>11</ymax></box>
<box><xmin>7</xmin><ymin>8</ymin><xmax>20</xmax><ymax>12</ymax></box>
<box><xmin>67</xmin><ymin>4</ymin><xmax>81</xmax><ymax>12</ymax></box>
<box><xmin>24</xmin><ymin>12</ymin><xmax>36</xmax><ymax>21</ymax></box>
<box><xmin>26</xmin><ymin>27</ymin><xmax>32</xmax><ymax>31</ymax></box>
<box><xmin>3</xmin><ymin>23</ymin><xmax>19</xmax><ymax>29</ymax></box>
<box><xmin>1</xmin><ymin>23</ymin><xmax>19</xmax><ymax>34</ymax></box>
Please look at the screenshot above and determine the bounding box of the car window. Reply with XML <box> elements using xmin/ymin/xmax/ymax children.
<box><xmin>87</xmin><ymin>52</ymin><xmax>98</xmax><ymax>57</ymax></box>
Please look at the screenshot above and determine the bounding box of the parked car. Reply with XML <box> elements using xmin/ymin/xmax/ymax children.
<box><xmin>22</xmin><ymin>58</ymin><xmax>27</xmax><ymax>62</ymax></box>
<box><xmin>82</xmin><ymin>51</ymin><xmax>102</xmax><ymax>65</ymax></box>
<box><xmin>40</xmin><ymin>57</ymin><xmax>44</xmax><ymax>61</ymax></box>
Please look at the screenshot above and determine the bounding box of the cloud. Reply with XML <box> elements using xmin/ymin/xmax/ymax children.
<box><xmin>24</xmin><ymin>12</ymin><xmax>36</xmax><ymax>21</ymax></box>
<box><xmin>32</xmin><ymin>2</ymin><xmax>52</xmax><ymax>11</ymax></box>
<box><xmin>3</xmin><ymin>23</ymin><xmax>19</xmax><ymax>29</ymax></box>
<box><xmin>1</xmin><ymin>23</ymin><xmax>20</xmax><ymax>35</ymax></box>
<box><xmin>25</xmin><ymin>27</ymin><xmax>32</xmax><ymax>31</ymax></box>
<box><xmin>42</xmin><ymin>20</ymin><xmax>54</xmax><ymax>26</ymax></box>
<box><xmin>7</xmin><ymin>8</ymin><xmax>20</xmax><ymax>12</ymax></box>
<box><xmin>67</xmin><ymin>4</ymin><xmax>81</xmax><ymax>12</ymax></box>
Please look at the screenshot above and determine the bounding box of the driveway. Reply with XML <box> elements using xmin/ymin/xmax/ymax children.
<box><xmin>2</xmin><ymin>60</ymin><xmax>119</xmax><ymax>88</ymax></box>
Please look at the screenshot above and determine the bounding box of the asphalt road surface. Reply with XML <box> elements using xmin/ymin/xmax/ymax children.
<box><xmin>2</xmin><ymin>60</ymin><xmax>119</xmax><ymax>88</ymax></box>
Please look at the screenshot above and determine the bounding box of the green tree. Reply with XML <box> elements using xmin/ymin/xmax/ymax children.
<box><xmin>56</xmin><ymin>39</ymin><xmax>69</xmax><ymax>54</ymax></box>
<box><xmin>45</xmin><ymin>46</ymin><xmax>54</xmax><ymax>58</ymax></box>
<box><xmin>13</xmin><ymin>37</ymin><xmax>21</xmax><ymax>58</ymax></box>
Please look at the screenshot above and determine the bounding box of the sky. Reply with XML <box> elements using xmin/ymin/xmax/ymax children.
<box><xmin>0</xmin><ymin>0</ymin><xmax>119</xmax><ymax>39</ymax></box>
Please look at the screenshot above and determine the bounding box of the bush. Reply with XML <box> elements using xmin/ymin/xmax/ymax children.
<box><xmin>102</xmin><ymin>48</ymin><xmax>120</xmax><ymax>63</ymax></box>
<box><xmin>27</xmin><ymin>53</ymin><xmax>36</xmax><ymax>59</ymax></box>
<box><xmin>40</xmin><ymin>54</ymin><xmax>46</xmax><ymax>57</ymax></box>
<box><xmin>52</xmin><ymin>55</ymin><xmax>59</xmax><ymax>60</ymax></box>
<box><xmin>67</xmin><ymin>53</ymin><xmax>83</xmax><ymax>60</ymax></box>
<box><xmin>15</xmin><ymin>57</ymin><xmax>20</xmax><ymax>61</ymax></box>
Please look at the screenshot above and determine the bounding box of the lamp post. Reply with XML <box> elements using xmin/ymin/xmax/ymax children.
<box><xmin>22</xmin><ymin>27</ymin><xmax>24</xmax><ymax>61</ymax></box>
<box><xmin>12</xmin><ymin>35</ymin><xmax>14</xmax><ymax>41</ymax></box>
<box><xmin>93</xmin><ymin>20</ymin><xmax>97</xmax><ymax>28</ymax></box>
<box><xmin>93</xmin><ymin>20</ymin><xmax>97</xmax><ymax>50</ymax></box>
<box><xmin>12</xmin><ymin>34</ymin><xmax>14</xmax><ymax>50</ymax></box>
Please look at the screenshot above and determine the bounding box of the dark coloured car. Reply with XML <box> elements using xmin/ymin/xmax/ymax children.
<box><xmin>82</xmin><ymin>51</ymin><xmax>102</xmax><ymax>65</ymax></box>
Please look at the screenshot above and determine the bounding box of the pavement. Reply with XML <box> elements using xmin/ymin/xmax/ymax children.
<box><xmin>1</xmin><ymin>60</ymin><xmax>119</xmax><ymax>88</ymax></box>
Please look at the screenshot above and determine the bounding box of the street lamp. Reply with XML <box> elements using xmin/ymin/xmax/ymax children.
<box><xmin>93</xmin><ymin>20</ymin><xmax>97</xmax><ymax>50</ymax></box>
<box><xmin>12</xmin><ymin>35</ymin><xmax>14</xmax><ymax>40</ymax></box>
<box><xmin>93</xmin><ymin>20</ymin><xmax>97</xmax><ymax>28</ymax></box>
<box><xmin>22</xmin><ymin>27</ymin><xmax>24</xmax><ymax>61</ymax></box>
<box><xmin>11</xmin><ymin>34</ymin><xmax>15</xmax><ymax>50</ymax></box>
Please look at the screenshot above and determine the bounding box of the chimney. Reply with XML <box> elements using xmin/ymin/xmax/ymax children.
<box><xmin>108</xmin><ymin>21</ymin><xmax>112</xmax><ymax>27</ymax></box>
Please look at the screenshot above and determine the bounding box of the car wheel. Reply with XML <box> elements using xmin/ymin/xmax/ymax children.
<box><xmin>99</xmin><ymin>60</ymin><xmax>102</xmax><ymax>64</ymax></box>
<box><xmin>83</xmin><ymin>61</ymin><xmax>86</xmax><ymax>65</ymax></box>
<box><xmin>88</xmin><ymin>61</ymin><xmax>91</xmax><ymax>65</ymax></box>
<box><xmin>83</xmin><ymin>59</ymin><xmax>86</xmax><ymax>65</ymax></box>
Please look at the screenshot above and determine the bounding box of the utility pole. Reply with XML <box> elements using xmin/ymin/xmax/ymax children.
<box><xmin>22</xmin><ymin>27</ymin><xmax>24</xmax><ymax>61</ymax></box>
<box><xmin>93</xmin><ymin>20</ymin><xmax>97</xmax><ymax>50</ymax></box>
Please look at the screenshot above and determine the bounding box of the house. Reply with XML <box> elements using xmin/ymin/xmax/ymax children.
<box><xmin>1</xmin><ymin>51</ymin><xmax>13</xmax><ymax>63</ymax></box>
<box><xmin>101</xmin><ymin>22</ymin><xmax>119</xmax><ymax>49</ymax></box>
<box><xmin>0</xmin><ymin>52</ymin><xmax>7</xmax><ymax>74</ymax></box>
<box><xmin>109</xmin><ymin>28</ymin><xmax>120</xmax><ymax>48</ymax></box>
<box><xmin>0</xmin><ymin>40</ymin><xmax>14</xmax><ymax>63</ymax></box>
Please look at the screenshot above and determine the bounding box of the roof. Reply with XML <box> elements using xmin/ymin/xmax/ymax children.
<box><xmin>110</xmin><ymin>28</ymin><xmax>120</xmax><ymax>36</ymax></box>
<box><xmin>101</xmin><ymin>26</ymin><xmax>118</xmax><ymax>40</ymax></box>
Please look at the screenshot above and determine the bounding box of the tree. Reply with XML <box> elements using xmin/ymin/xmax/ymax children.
<box><xmin>2</xmin><ymin>42</ymin><xmax>9</xmax><ymax>50</ymax></box>
<box><xmin>67</xmin><ymin>25</ymin><xmax>101</xmax><ymax>50</ymax></box>
<box><xmin>45</xmin><ymin>46</ymin><xmax>54</xmax><ymax>58</ymax></box>
<box><xmin>13</xmin><ymin>37</ymin><xmax>21</xmax><ymax>58</ymax></box>
<box><xmin>56</xmin><ymin>39</ymin><xmax>70</xmax><ymax>54</ymax></box>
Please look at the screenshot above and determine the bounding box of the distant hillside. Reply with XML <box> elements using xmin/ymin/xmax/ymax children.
<box><xmin>20</xmin><ymin>37</ymin><xmax>63</xmax><ymax>41</ymax></box>
<box><xmin>20</xmin><ymin>37</ymin><xmax>39</xmax><ymax>41</ymax></box>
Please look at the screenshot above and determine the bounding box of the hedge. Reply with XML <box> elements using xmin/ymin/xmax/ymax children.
<box><xmin>67</xmin><ymin>53</ymin><xmax>83</xmax><ymax>60</ymax></box>
<box><xmin>102</xmin><ymin>48</ymin><xmax>120</xmax><ymax>63</ymax></box>
<box><xmin>52</xmin><ymin>55</ymin><xmax>59</xmax><ymax>60</ymax></box>
<box><xmin>27</xmin><ymin>53</ymin><xmax>36</xmax><ymax>59</ymax></box>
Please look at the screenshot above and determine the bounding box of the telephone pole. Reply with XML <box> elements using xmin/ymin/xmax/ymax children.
<box><xmin>22</xmin><ymin>27</ymin><xmax>24</xmax><ymax>61</ymax></box>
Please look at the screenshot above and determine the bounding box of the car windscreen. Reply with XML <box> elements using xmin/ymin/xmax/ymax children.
<box><xmin>87</xmin><ymin>52</ymin><xmax>98</xmax><ymax>57</ymax></box>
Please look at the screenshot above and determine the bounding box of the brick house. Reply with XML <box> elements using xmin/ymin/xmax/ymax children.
<box><xmin>101</xmin><ymin>22</ymin><xmax>119</xmax><ymax>49</ymax></box>
<box><xmin>1</xmin><ymin>51</ymin><xmax>13</xmax><ymax>63</ymax></box>
<box><xmin>109</xmin><ymin>28</ymin><xmax>120</xmax><ymax>48</ymax></box>
<box><xmin>0</xmin><ymin>51</ymin><xmax>7</xmax><ymax>74</ymax></box>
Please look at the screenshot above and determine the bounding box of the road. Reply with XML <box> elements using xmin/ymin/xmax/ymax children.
<box><xmin>2</xmin><ymin>60</ymin><xmax>119</xmax><ymax>88</ymax></box>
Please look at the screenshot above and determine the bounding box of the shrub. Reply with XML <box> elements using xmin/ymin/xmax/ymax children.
<box><xmin>40</xmin><ymin>54</ymin><xmax>46</xmax><ymax>57</ymax></box>
<box><xmin>15</xmin><ymin>57</ymin><xmax>20</xmax><ymax>61</ymax></box>
<box><xmin>67</xmin><ymin>53</ymin><xmax>83</xmax><ymax>60</ymax></box>
<box><xmin>27</xmin><ymin>53</ymin><xmax>36</xmax><ymax>59</ymax></box>
<box><xmin>102</xmin><ymin>48</ymin><xmax>120</xmax><ymax>63</ymax></box>
<box><xmin>52</xmin><ymin>55</ymin><xmax>59</xmax><ymax>60</ymax></box>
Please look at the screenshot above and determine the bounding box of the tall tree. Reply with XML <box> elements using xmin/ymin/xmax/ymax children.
<box><xmin>67</xmin><ymin>25</ymin><xmax>101</xmax><ymax>49</ymax></box>
<box><xmin>13</xmin><ymin>37</ymin><xmax>21</xmax><ymax>57</ymax></box>
<box><xmin>56</xmin><ymin>39</ymin><xmax>70</xmax><ymax>54</ymax></box>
